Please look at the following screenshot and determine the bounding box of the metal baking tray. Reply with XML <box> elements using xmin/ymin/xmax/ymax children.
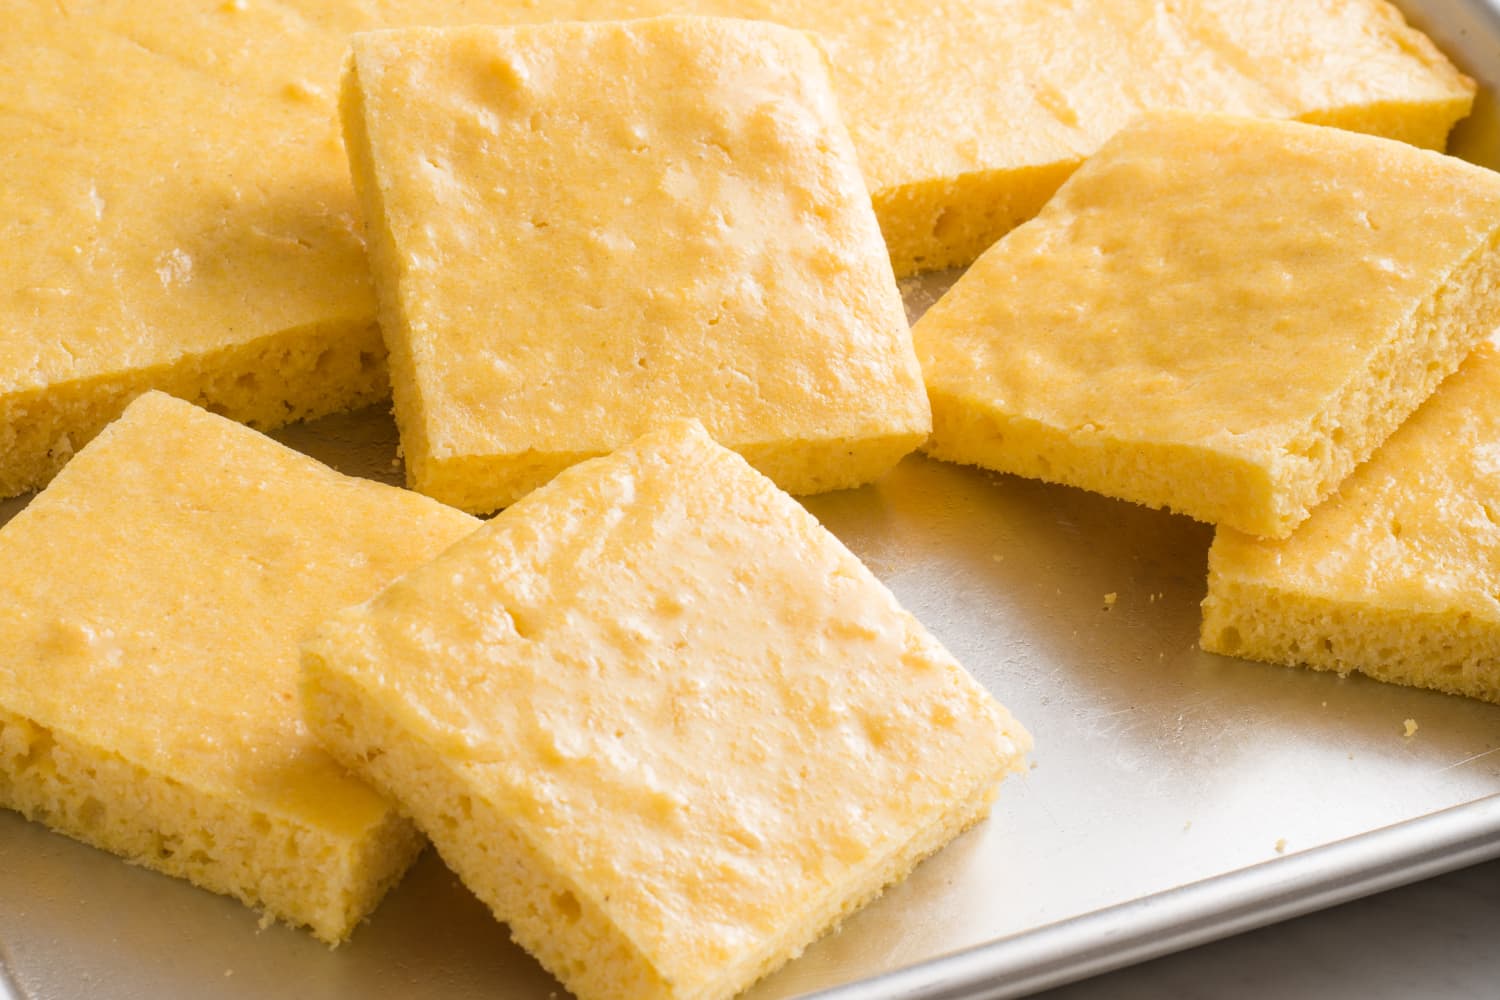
<box><xmin>4</xmin><ymin>1</ymin><xmax>1499</xmax><ymax>997</ymax></box>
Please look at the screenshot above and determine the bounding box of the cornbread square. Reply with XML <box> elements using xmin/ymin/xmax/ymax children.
<box><xmin>302</xmin><ymin>420</ymin><xmax>1030</xmax><ymax>1000</ymax></box>
<box><xmin>343</xmin><ymin>17</ymin><xmax>928</xmax><ymax>514</ymax></box>
<box><xmin>0</xmin><ymin>6</ymin><xmax>386</xmax><ymax>500</ymax></box>
<box><xmin>1202</xmin><ymin>343</ymin><xmax>1500</xmax><ymax>703</ymax></box>
<box><xmin>0</xmin><ymin>392</ymin><xmax>479</xmax><ymax>942</ymax></box>
<box><xmin>915</xmin><ymin>112</ymin><xmax>1500</xmax><ymax>539</ymax></box>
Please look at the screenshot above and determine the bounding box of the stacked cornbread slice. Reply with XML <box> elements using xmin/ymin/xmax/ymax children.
<box><xmin>1201</xmin><ymin>343</ymin><xmax>1500</xmax><ymax>703</ymax></box>
<box><xmin>0</xmin><ymin>392</ymin><xmax>479</xmax><ymax>942</ymax></box>
<box><xmin>914</xmin><ymin>112</ymin><xmax>1500</xmax><ymax>540</ymax></box>
<box><xmin>302</xmin><ymin>419</ymin><xmax>1030</xmax><ymax>1000</ymax></box>
<box><xmin>0</xmin><ymin>0</ymin><xmax>1474</xmax><ymax>499</ymax></box>
<box><xmin>342</xmin><ymin>18</ymin><xmax>927</xmax><ymax>513</ymax></box>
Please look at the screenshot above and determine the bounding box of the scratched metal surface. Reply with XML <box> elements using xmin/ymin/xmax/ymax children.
<box><xmin>3</xmin><ymin>1</ymin><xmax>1500</xmax><ymax>998</ymax></box>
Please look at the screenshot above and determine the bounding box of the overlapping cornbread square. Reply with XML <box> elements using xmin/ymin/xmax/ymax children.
<box><xmin>342</xmin><ymin>17</ymin><xmax>929</xmax><ymax>514</ymax></box>
<box><xmin>1202</xmin><ymin>342</ymin><xmax>1500</xmax><ymax>703</ymax></box>
<box><xmin>0</xmin><ymin>392</ymin><xmax>479</xmax><ymax>942</ymax></box>
<box><xmin>301</xmin><ymin>420</ymin><xmax>1030</xmax><ymax>1000</ymax></box>
<box><xmin>915</xmin><ymin>112</ymin><xmax>1500</xmax><ymax>539</ymax></box>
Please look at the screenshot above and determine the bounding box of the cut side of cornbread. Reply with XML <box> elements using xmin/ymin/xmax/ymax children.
<box><xmin>1</xmin><ymin>2</ymin><xmax>1473</xmax><ymax>500</ymax></box>
<box><xmin>1202</xmin><ymin>342</ymin><xmax>1500</xmax><ymax>704</ymax></box>
<box><xmin>916</xmin><ymin>112</ymin><xmax>1500</xmax><ymax>539</ymax></box>
<box><xmin>302</xmin><ymin>420</ymin><xmax>1030</xmax><ymax>1000</ymax></box>
<box><xmin>0</xmin><ymin>392</ymin><xmax>479</xmax><ymax>942</ymax></box>
<box><xmin>344</xmin><ymin>18</ymin><xmax>928</xmax><ymax>514</ymax></box>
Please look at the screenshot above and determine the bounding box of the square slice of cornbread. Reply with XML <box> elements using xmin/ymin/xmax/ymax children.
<box><xmin>301</xmin><ymin>420</ymin><xmax>1030</xmax><ymax>1000</ymax></box>
<box><xmin>0</xmin><ymin>392</ymin><xmax>479</xmax><ymax>942</ymax></box>
<box><xmin>915</xmin><ymin>112</ymin><xmax>1500</xmax><ymax>539</ymax></box>
<box><xmin>342</xmin><ymin>17</ymin><xmax>929</xmax><ymax>514</ymax></box>
<box><xmin>1201</xmin><ymin>342</ymin><xmax>1500</xmax><ymax>703</ymax></box>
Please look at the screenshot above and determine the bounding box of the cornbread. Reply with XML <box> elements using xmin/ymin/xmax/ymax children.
<box><xmin>343</xmin><ymin>18</ymin><xmax>928</xmax><ymax>513</ymax></box>
<box><xmin>302</xmin><ymin>420</ymin><xmax>1030</xmax><ymax>1000</ymax></box>
<box><xmin>916</xmin><ymin>112</ymin><xmax>1500</xmax><ymax>539</ymax></box>
<box><xmin>0</xmin><ymin>392</ymin><xmax>479</xmax><ymax>942</ymax></box>
<box><xmin>0</xmin><ymin>2</ymin><xmax>1473</xmax><ymax>500</ymax></box>
<box><xmin>1202</xmin><ymin>343</ymin><xmax>1500</xmax><ymax>704</ymax></box>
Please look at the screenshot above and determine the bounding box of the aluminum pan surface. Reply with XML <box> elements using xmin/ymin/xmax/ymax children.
<box><xmin>3</xmin><ymin>1</ymin><xmax>1500</xmax><ymax>996</ymax></box>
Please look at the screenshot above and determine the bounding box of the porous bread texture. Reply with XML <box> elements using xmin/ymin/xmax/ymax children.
<box><xmin>1</xmin><ymin>0</ymin><xmax>1473</xmax><ymax>501</ymax></box>
<box><xmin>0</xmin><ymin>392</ymin><xmax>480</xmax><ymax>942</ymax></box>
<box><xmin>301</xmin><ymin>420</ymin><xmax>1030</xmax><ymax>1000</ymax></box>
<box><xmin>1201</xmin><ymin>343</ymin><xmax>1500</xmax><ymax>704</ymax></box>
<box><xmin>916</xmin><ymin>112</ymin><xmax>1500</xmax><ymax>539</ymax></box>
<box><xmin>342</xmin><ymin>18</ymin><xmax>927</xmax><ymax>514</ymax></box>
<box><xmin>0</xmin><ymin>319</ymin><xmax>385</xmax><ymax>503</ymax></box>
<box><xmin>0</xmin><ymin>705</ymin><xmax>424</xmax><ymax>943</ymax></box>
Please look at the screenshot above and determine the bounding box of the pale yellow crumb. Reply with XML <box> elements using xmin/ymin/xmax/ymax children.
<box><xmin>1274</xmin><ymin>838</ymin><xmax>1288</xmax><ymax>854</ymax></box>
<box><xmin>1103</xmin><ymin>592</ymin><xmax>1118</xmax><ymax>608</ymax></box>
<box><xmin>1404</xmin><ymin>718</ymin><xmax>1419</xmax><ymax>737</ymax></box>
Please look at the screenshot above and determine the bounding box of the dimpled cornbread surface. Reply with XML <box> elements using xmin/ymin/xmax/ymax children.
<box><xmin>1202</xmin><ymin>343</ymin><xmax>1500</xmax><ymax>704</ymax></box>
<box><xmin>0</xmin><ymin>2</ymin><xmax>1474</xmax><ymax>502</ymax></box>
<box><xmin>0</xmin><ymin>392</ymin><xmax>480</xmax><ymax>942</ymax></box>
<box><xmin>301</xmin><ymin>420</ymin><xmax>1030</xmax><ymax>1000</ymax></box>
<box><xmin>343</xmin><ymin>17</ymin><xmax>928</xmax><ymax>514</ymax></box>
<box><xmin>915</xmin><ymin>112</ymin><xmax>1500</xmax><ymax>540</ymax></box>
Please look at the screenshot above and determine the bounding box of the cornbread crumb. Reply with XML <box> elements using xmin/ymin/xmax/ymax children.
<box><xmin>0</xmin><ymin>393</ymin><xmax>478</xmax><ymax>942</ymax></box>
<box><xmin>303</xmin><ymin>420</ymin><xmax>1029</xmax><ymax>1000</ymax></box>
<box><xmin>1404</xmin><ymin>719</ymin><xmax>1420</xmax><ymax>738</ymax></box>
<box><xmin>1275</xmin><ymin>838</ymin><xmax>1288</xmax><ymax>854</ymax></box>
<box><xmin>1103</xmin><ymin>593</ymin><xmax>1118</xmax><ymax>609</ymax></box>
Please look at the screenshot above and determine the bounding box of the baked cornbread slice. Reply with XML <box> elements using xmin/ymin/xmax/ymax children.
<box><xmin>1202</xmin><ymin>343</ymin><xmax>1500</xmax><ymax>703</ymax></box>
<box><xmin>915</xmin><ymin>112</ymin><xmax>1500</xmax><ymax>539</ymax></box>
<box><xmin>302</xmin><ymin>420</ymin><xmax>1030</xmax><ymax>1000</ymax></box>
<box><xmin>0</xmin><ymin>5</ymin><xmax>387</xmax><ymax>500</ymax></box>
<box><xmin>0</xmin><ymin>392</ymin><xmax>479</xmax><ymax>942</ymax></box>
<box><xmin>0</xmin><ymin>1</ymin><xmax>1473</xmax><ymax>501</ymax></box>
<box><xmin>343</xmin><ymin>18</ymin><xmax>929</xmax><ymax>513</ymax></box>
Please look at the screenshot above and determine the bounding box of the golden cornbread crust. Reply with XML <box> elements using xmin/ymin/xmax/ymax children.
<box><xmin>917</xmin><ymin>112</ymin><xmax>1500</xmax><ymax>538</ymax></box>
<box><xmin>302</xmin><ymin>420</ymin><xmax>1030</xmax><ymax>1000</ymax></box>
<box><xmin>344</xmin><ymin>18</ymin><xmax>929</xmax><ymax>514</ymax></box>
<box><xmin>1202</xmin><ymin>343</ymin><xmax>1500</xmax><ymax>704</ymax></box>
<box><xmin>0</xmin><ymin>392</ymin><xmax>480</xmax><ymax>942</ymax></box>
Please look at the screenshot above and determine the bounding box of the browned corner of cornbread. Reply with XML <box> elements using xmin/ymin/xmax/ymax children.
<box><xmin>339</xmin><ymin>17</ymin><xmax>928</xmax><ymax>514</ymax></box>
<box><xmin>0</xmin><ymin>392</ymin><xmax>479</xmax><ymax>942</ymax></box>
<box><xmin>302</xmin><ymin>419</ymin><xmax>1029</xmax><ymax>999</ymax></box>
<box><xmin>1201</xmin><ymin>342</ymin><xmax>1500</xmax><ymax>703</ymax></box>
<box><xmin>915</xmin><ymin>111</ymin><xmax>1500</xmax><ymax>539</ymax></box>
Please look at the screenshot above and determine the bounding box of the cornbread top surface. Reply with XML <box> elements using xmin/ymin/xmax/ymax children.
<box><xmin>1210</xmin><ymin>342</ymin><xmax>1500</xmax><ymax>620</ymax></box>
<box><xmin>0</xmin><ymin>392</ymin><xmax>478</xmax><ymax>835</ymax></box>
<box><xmin>916</xmin><ymin>112</ymin><xmax>1500</xmax><ymax>464</ymax></box>
<box><xmin>0</xmin><ymin>5</ymin><xmax>371</xmax><ymax>396</ymax></box>
<box><xmin>2</xmin><ymin>0</ymin><xmax>1473</xmax><ymax>398</ymax></box>
<box><xmin>348</xmin><ymin>17</ymin><xmax>924</xmax><ymax>466</ymax></box>
<box><xmin>304</xmin><ymin>420</ymin><xmax>1028</xmax><ymax>981</ymax></box>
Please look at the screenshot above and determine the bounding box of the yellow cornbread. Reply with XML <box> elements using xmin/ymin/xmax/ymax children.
<box><xmin>302</xmin><ymin>420</ymin><xmax>1030</xmax><ymax>1000</ymax></box>
<box><xmin>0</xmin><ymin>392</ymin><xmax>479</xmax><ymax>942</ymax></box>
<box><xmin>0</xmin><ymin>2</ymin><xmax>1473</xmax><ymax>501</ymax></box>
<box><xmin>343</xmin><ymin>18</ymin><xmax>928</xmax><ymax>513</ymax></box>
<box><xmin>916</xmin><ymin>112</ymin><xmax>1500</xmax><ymax>539</ymax></box>
<box><xmin>1202</xmin><ymin>343</ymin><xmax>1500</xmax><ymax>704</ymax></box>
